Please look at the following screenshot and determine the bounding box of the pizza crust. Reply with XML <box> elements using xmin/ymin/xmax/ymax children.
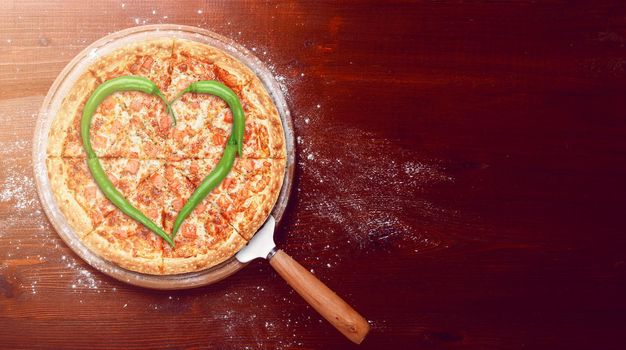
<box><xmin>229</xmin><ymin>158</ymin><xmax>285</xmax><ymax>240</ymax></box>
<box><xmin>173</xmin><ymin>39</ymin><xmax>255</xmax><ymax>89</ymax></box>
<box><xmin>243</xmin><ymin>73</ymin><xmax>286</xmax><ymax>159</ymax></box>
<box><xmin>88</xmin><ymin>38</ymin><xmax>174</xmax><ymax>79</ymax></box>
<box><xmin>82</xmin><ymin>230</ymin><xmax>163</xmax><ymax>275</ymax></box>
<box><xmin>162</xmin><ymin>228</ymin><xmax>246</xmax><ymax>275</ymax></box>
<box><xmin>46</xmin><ymin>158</ymin><xmax>96</xmax><ymax>237</ymax></box>
<box><xmin>47</xmin><ymin>71</ymin><xmax>99</xmax><ymax>157</ymax></box>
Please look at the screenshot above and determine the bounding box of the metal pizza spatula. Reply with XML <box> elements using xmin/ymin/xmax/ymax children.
<box><xmin>236</xmin><ymin>216</ymin><xmax>370</xmax><ymax>344</ymax></box>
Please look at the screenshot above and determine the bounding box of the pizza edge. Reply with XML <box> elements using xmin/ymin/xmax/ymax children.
<box><xmin>162</xmin><ymin>226</ymin><xmax>246</xmax><ymax>275</ymax></box>
<box><xmin>232</xmin><ymin>158</ymin><xmax>286</xmax><ymax>240</ymax></box>
<box><xmin>87</xmin><ymin>37</ymin><xmax>175</xmax><ymax>79</ymax></box>
<box><xmin>46</xmin><ymin>158</ymin><xmax>96</xmax><ymax>237</ymax></box>
<box><xmin>82</xmin><ymin>230</ymin><xmax>163</xmax><ymax>275</ymax></box>
<box><xmin>47</xmin><ymin>71</ymin><xmax>99</xmax><ymax>158</ymax></box>
<box><xmin>173</xmin><ymin>38</ymin><xmax>254</xmax><ymax>87</ymax></box>
<box><xmin>244</xmin><ymin>77</ymin><xmax>287</xmax><ymax>159</ymax></box>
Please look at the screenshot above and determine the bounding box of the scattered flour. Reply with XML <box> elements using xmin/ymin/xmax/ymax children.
<box><xmin>0</xmin><ymin>174</ymin><xmax>37</xmax><ymax>210</ymax></box>
<box><xmin>293</xmin><ymin>113</ymin><xmax>455</xmax><ymax>258</ymax></box>
<box><xmin>0</xmin><ymin>140</ymin><xmax>46</xmax><ymax>234</ymax></box>
<box><xmin>63</xmin><ymin>255</ymin><xmax>101</xmax><ymax>291</ymax></box>
<box><xmin>212</xmin><ymin>279</ymin><xmax>317</xmax><ymax>349</ymax></box>
<box><xmin>0</xmin><ymin>138</ymin><xmax>106</xmax><ymax>296</ymax></box>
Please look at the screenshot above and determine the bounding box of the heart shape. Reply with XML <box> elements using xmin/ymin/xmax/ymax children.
<box><xmin>81</xmin><ymin>76</ymin><xmax>245</xmax><ymax>247</ymax></box>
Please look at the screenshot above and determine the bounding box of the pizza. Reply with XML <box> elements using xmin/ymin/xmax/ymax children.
<box><xmin>46</xmin><ymin>38</ymin><xmax>286</xmax><ymax>275</ymax></box>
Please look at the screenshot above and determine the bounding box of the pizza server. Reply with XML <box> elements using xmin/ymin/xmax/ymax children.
<box><xmin>236</xmin><ymin>215</ymin><xmax>370</xmax><ymax>344</ymax></box>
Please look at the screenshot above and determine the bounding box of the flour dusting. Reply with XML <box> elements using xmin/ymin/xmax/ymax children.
<box><xmin>0</xmin><ymin>174</ymin><xmax>37</xmax><ymax>210</ymax></box>
<box><xmin>0</xmin><ymin>140</ymin><xmax>47</xmax><ymax>234</ymax></box>
<box><xmin>63</xmin><ymin>255</ymin><xmax>102</xmax><ymax>291</ymax></box>
<box><xmin>293</xmin><ymin>115</ymin><xmax>455</xmax><ymax>259</ymax></box>
<box><xmin>211</xmin><ymin>277</ymin><xmax>318</xmax><ymax>349</ymax></box>
<box><xmin>0</xmin><ymin>137</ymin><xmax>109</xmax><ymax>296</ymax></box>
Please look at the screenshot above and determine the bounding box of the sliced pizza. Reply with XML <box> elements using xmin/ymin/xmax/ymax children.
<box><xmin>241</xmin><ymin>77</ymin><xmax>287</xmax><ymax>159</ymax></box>
<box><xmin>46</xmin><ymin>158</ymin><xmax>164</xmax><ymax>237</ymax></box>
<box><xmin>170</xmin><ymin>157</ymin><xmax>285</xmax><ymax>240</ymax></box>
<box><xmin>82</xmin><ymin>170</ymin><xmax>169</xmax><ymax>274</ymax></box>
<box><xmin>170</xmin><ymin>39</ymin><xmax>253</xmax><ymax>95</ymax></box>
<box><xmin>167</xmin><ymin>92</ymin><xmax>232</xmax><ymax>160</ymax></box>
<box><xmin>47</xmin><ymin>38</ymin><xmax>288</xmax><ymax>275</ymax></box>
<box><xmin>88</xmin><ymin>38</ymin><xmax>174</xmax><ymax>93</ymax></box>
<box><xmin>47</xmin><ymin>71</ymin><xmax>99</xmax><ymax>157</ymax></box>
<box><xmin>160</xmin><ymin>163</ymin><xmax>246</xmax><ymax>274</ymax></box>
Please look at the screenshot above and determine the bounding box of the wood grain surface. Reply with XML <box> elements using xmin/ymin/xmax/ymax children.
<box><xmin>1</xmin><ymin>1</ymin><xmax>626</xmax><ymax>349</ymax></box>
<box><xmin>269</xmin><ymin>249</ymin><xmax>370</xmax><ymax>344</ymax></box>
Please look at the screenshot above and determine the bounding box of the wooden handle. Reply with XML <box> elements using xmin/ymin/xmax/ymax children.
<box><xmin>269</xmin><ymin>249</ymin><xmax>370</xmax><ymax>344</ymax></box>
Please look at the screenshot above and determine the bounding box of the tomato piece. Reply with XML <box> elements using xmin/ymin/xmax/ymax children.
<box><xmin>125</xmin><ymin>159</ymin><xmax>140</xmax><ymax>174</ymax></box>
<box><xmin>84</xmin><ymin>185</ymin><xmax>97</xmax><ymax>202</ymax></box>
<box><xmin>172</xmin><ymin>197</ymin><xmax>184</xmax><ymax>211</ymax></box>
<box><xmin>181</xmin><ymin>223</ymin><xmax>197</xmax><ymax>239</ymax></box>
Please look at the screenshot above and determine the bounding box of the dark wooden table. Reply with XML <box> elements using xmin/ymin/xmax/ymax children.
<box><xmin>1</xmin><ymin>1</ymin><xmax>626</xmax><ymax>349</ymax></box>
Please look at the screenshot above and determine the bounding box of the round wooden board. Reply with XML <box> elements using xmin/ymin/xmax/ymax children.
<box><xmin>33</xmin><ymin>25</ymin><xmax>295</xmax><ymax>290</ymax></box>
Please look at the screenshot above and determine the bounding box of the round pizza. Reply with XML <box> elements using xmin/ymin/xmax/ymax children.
<box><xmin>46</xmin><ymin>38</ymin><xmax>286</xmax><ymax>275</ymax></box>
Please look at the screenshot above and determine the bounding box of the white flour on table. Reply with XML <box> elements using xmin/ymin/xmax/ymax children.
<box><xmin>0</xmin><ymin>138</ymin><xmax>107</xmax><ymax>294</ymax></box>
<box><xmin>294</xmin><ymin>111</ymin><xmax>455</xmax><ymax>257</ymax></box>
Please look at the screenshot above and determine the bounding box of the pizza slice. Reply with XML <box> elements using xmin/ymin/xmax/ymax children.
<box><xmin>170</xmin><ymin>157</ymin><xmax>285</xmax><ymax>240</ymax></box>
<box><xmin>160</xmin><ymin>163</ymin><xmax>246</xmax><ymax>274</ymax></box>
<box><xmin>63</xmin><ymin>92</ymin><xmax>171</xmax><ymax>159</ymax></box>
<box><xmin>48</xmin><ymin>71</ymin><xmax>99</xmax><ymax>157</ymax></box>
<box><xmin>82</xmin><ymin>169</ymin><xmax>169</xmax><ymax>275</ymax></box>
<box><xmin>166</xmin><ymin>40</ymin><xmax>234</xmax><ymax>160</ymax></box>
<box><xmin>63</xmin><ymin>39</ymin><xmax>177</xmax><ymax>159</ymax></box>
<box><xmin>168</xmin><ymin>39</ymin><xmax>253</xmax><ymax>96</ymax></box>
<box><xmin>241</xmin><ymin>77</ymin><xmax>287</xmax><ymax>159</ymax></box>
<box><xmin>165</xmin><ymin>79</ymin><xmax>285</xmax><ymax>160</ymax></box>
<box><xmin>49</xmin><ymin>73</ymin><xmax>125</xmax><ymax>158</ymax></box>
<box><xmin>167</xmin><ymin>92</ymin><xmax>232</xmax><ymax>160</ymax></box>
<box><xmin>47</xmin><ymin>158</ymin><xmax>164</xmax><ymax>237</ymax></box>
<box><xmin>167</xmin><ymin>72</ymin><xmax>287</xmax><ymax>160</ymax></box>
<box><xmin>88</xmin><ymin>38</ymin><xmax>174</xmax><ymax>93</ymax></box>
<box><xmin>164</xmin><ymin>39</ymin><xmax>286</xmax><ymax>160</ymax></box>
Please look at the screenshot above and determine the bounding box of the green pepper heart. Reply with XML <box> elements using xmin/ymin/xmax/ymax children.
<box><xmin>81</xmin><ymin>76</ymin><xmax>245</xmax><ymax>247</ymax></box>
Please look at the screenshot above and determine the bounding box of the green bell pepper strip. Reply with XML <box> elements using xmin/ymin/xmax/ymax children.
<box><xmin>81</xmin><ymin>76</ymin><xmax>176</xmax><ymax>247</ymax></box>
<box><xmin>170</xmin><ymin>81</ymin><xmax>245</xmax><ymax>237</ymax></box>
